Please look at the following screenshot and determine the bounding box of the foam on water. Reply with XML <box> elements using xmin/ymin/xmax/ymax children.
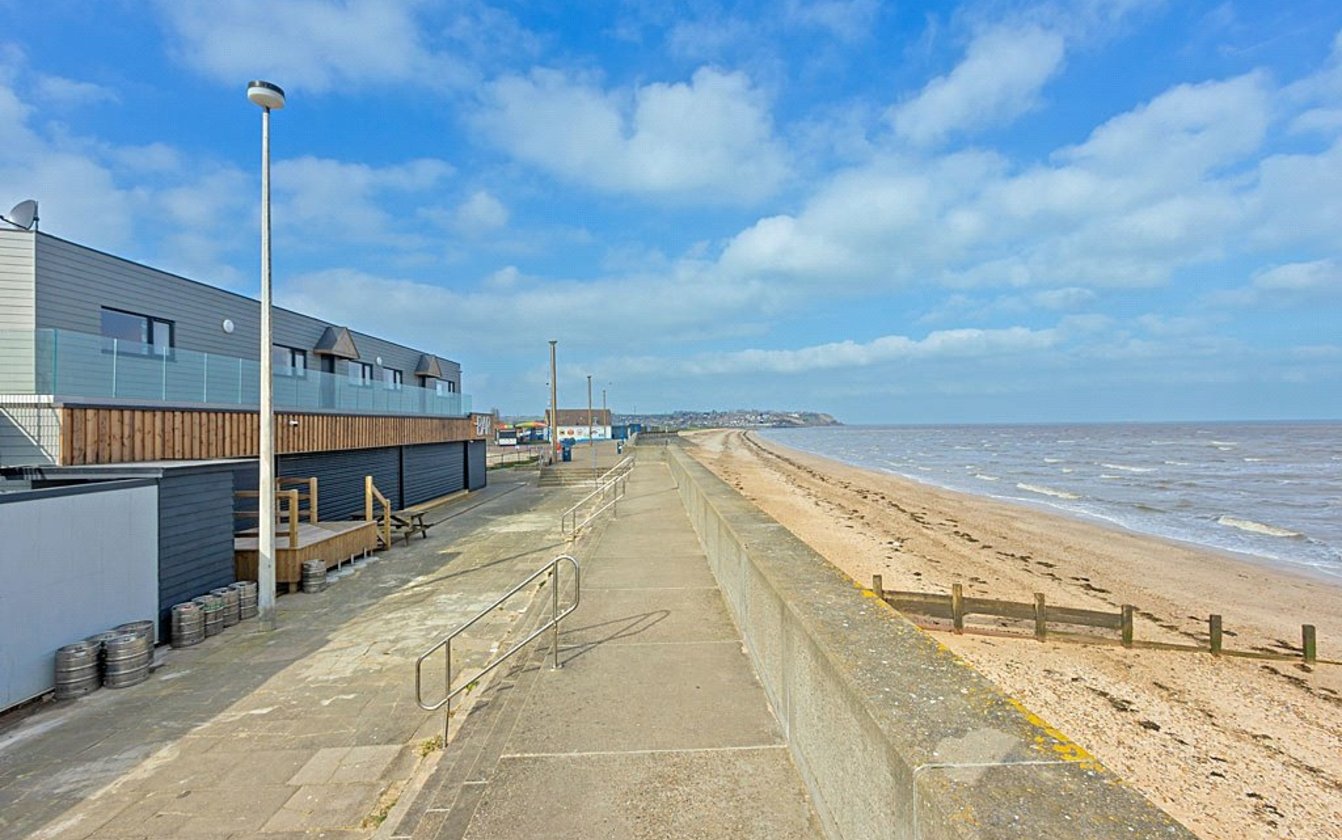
<box><xmin>761</xmin><ymin>422</ymin><xmax>1342</xmax><ymax>579</ymax></box>
<box><xmin>1217</xmin><ymin>516</ymin><xmax>1302</xmax><ymax>539</ymax></box>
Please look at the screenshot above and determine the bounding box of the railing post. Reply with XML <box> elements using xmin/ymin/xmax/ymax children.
<box><xmin>110</xmin><ymin>338</ymin><xmax>118</xmax><ymax>397</ymax></box>
<box><xmin>444</xmin><ymin>642</ymin><xmax>452</xmax><ymax>744</ymax></box>
<box><xmin>552</xmin><ymin>558</ymin><xmax>561</xmax><ymax>670</ymax></box>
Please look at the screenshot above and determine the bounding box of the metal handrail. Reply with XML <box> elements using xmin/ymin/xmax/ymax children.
<box><xmin>414</xmin><ymin>553</ymin><xmax>580</xmax><ymax>742</ymax></box>
<box><xmin>560</xmin><ymin>456</ymin><xmax>635</xmax><ymax>534</ymax></box>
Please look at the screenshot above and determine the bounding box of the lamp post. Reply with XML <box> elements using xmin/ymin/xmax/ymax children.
<box><xmin>248</xmin><ymin>79</ymin><xmax>285</xmax><ymax>630</ymax></box>
<box><xmin>587</xmin><ymin>374</ymin><xmax>595</xmax><ymax>484</ymax></box>
<box><xmin>548</xmin><ymin>340</ymin><xmax>558</xmax><ymax>463</ymax></box>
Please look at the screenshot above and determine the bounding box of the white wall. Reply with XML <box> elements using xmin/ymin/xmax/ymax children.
<box><xmin>0</xmin><ymin>482</ymin><xmax>158</xmax><ymax>710</ymax></box>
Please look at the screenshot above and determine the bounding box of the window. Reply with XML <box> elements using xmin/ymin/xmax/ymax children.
<box><xmin>272</xmin><ymin>346</ymin><xmax>306</xmax><ymax>377</ymax></box>
<box><xmin>383</xmin><ymin>368</ymin><xmax>402</xmax><ymax>389</ymax></box>
<box><xmin>348</xmin><ymin>361</ymin><xmax>373</xmax><ymax>386</ymax></box>
<box><xmin>100</xmin><ymin>308</ymin><xmax>173</xmax><ymax>356</ymax></box>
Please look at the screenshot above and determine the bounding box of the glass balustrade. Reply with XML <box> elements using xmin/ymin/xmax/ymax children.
<box><xmin>0</xmin><ymin>329</ymin><xmax>471</xmax><ymax>417</ymax></box>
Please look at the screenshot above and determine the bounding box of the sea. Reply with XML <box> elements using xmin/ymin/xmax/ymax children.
<box><xmin>758</xmin><ymin>422</ymin><xmax>1342</xmax><ymax>581</ymax></box>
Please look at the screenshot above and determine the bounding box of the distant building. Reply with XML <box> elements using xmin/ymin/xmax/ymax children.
<box><xmin>546</xmin><ymin>408</ymin><xmax>612</xmax><ymax>442</ymax></box>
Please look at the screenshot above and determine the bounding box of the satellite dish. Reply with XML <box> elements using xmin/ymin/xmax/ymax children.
<box><xmin>1</xmin><ymin>200</ymin><xmax>38</xmax><ymax>230</ymax></box>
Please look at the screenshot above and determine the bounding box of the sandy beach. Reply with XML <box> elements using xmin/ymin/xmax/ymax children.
<box><xmin>683</xmin><ymin>429</ymin><xmax>1342</xmax><ymax>839</ymax></box>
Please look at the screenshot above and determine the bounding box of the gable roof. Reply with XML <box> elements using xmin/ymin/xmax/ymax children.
<box><xmin>415</xmin><ymin>354</ymin><xmax>444</xmax><ymax>378</ymax></box>
<box><xmin>547</xmin><ymin>408</ymin><xmax>613</xmax><ymax>427</ymax></box>
<box><xmin>313</xmin><ymin>326</ymin><xmax>359</xmax><ymax>359</ymax></box>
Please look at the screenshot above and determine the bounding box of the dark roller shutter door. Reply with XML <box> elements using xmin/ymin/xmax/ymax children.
<box><xmin>279</xmin><ymin>447</ymin><xmax>401</xmax><ymax>519</ymax></box>
<box><xmin>402</xmin><ymin>442</ymin><xmax>466</xmax><ymax>506</ymax></box>
<box><xmin>467</xmin><ymin>440</ymin><xmax>486</xmax><ymax>490</ymax></box>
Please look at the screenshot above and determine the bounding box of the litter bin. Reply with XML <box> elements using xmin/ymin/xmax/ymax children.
<box><xmin>561</xmin><ymin>439</ymin><xmax>574</xmax><ymax>462</ymax></box>
<box><xmin>616</xmin><ymin>440</ymin><xmax>624</xmax><ymax>454</ymax></box>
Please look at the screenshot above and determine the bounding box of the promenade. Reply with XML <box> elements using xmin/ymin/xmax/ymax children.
<box><xmin>0</xmin><ymin>445</ymin><xmax>822</xmax><ymax>839</ymax></box>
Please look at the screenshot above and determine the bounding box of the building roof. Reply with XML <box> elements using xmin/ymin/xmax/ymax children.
<box><xmin>547</xmin><ymin>408</ymin><xmax>612</xmax><ymax>426</ymax></box>
<box><xmin>313</xmin><ymin>326</ymin><xmax>360</xmax><ymax>359</ymax></box>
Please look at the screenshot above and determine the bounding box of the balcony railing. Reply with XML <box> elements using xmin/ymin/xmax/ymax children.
<box><xmin>0</xmin><ymin>329</ymin><xmax>471</xmax><ymax>418</ymax></box>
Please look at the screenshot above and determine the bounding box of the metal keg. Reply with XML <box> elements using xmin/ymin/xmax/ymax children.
<box><xmin>231</xmin><ymin>581</ymin><xmax>258</xmax><ymax>620</ymax></box>
<box><xmin>103</xmin><ymin>633</ymin><xmax>151</xmax><ymax>689</ymax></box>
<box><xmin>211</xmin><ymin>587</ymin><xmax>241</xmax><ymax>627</ymax></box>
<box><xmin>300</xmin><ymin>559</ymin><xmax>327</xmax><ymax>593</ymax></box>
<box><xmin>114</xmin><ymin>620</ymin><xmax>155</xmax><ymax>643</ymax></box>
<box><xmin>54</xmin><ymin>641</ymin><xmax>101</xmax><ymax>700</ymax></box>
<box><xmin>193</xmin><ymin>594</ymin><xmax>225</xmax><ymax>637</ymax></box>
<box><xmin>171</xmin><ymin>602</ymin><xmax>206</xmax><ymax>648</ymax></box>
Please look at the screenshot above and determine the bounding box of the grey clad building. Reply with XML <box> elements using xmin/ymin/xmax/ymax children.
<box><xmin>0</xmin><ymin>228</ymin><xmax>490</xmax><ymax>710</ymax></box>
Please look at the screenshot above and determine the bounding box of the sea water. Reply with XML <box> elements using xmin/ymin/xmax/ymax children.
<box><xmin>759</xmin><ymin>422</ymin><xmax>1342</xmax><ymax>581</ymax></box>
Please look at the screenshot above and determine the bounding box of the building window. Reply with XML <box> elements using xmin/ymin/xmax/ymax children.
<box><xmin>348</xmin><ymin>361</ymin><xmax>373</xmax><ymax>386</ymax></box>
<box><xmin>100</xmin><ymin>308</ymin><xmax>173</xmax><ymax>356</ymax></box>
<box><xmin>383</xmin><ymin>368</ymin><xmax>403</xmax><ymax>389</ymax></box>
<box><xmin>272</xmin><ymin>346</ymin><xmax>306</xmax><ymax>377</ymax></box>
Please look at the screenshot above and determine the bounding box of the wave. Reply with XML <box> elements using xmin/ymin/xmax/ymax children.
<box><xmin>1060</xmin><ymin>467</ymin><xmax>1074</xmax><ymax>473</ymax></box>
<box><xmin>1101</xmin><ymin>463</ymin><xmax>1156</xmax><ymax>473</ymax></box>
<box><xmin>1017</xmin><ymin>483</ymin><xmax>1081</xmax><ymax>500</ymax></box>
<box><xmin>1209</xmin><ymin>440</ymin><xmax>1237</xmax><ymax>447</ymax></box>
<box><xmin>1164</xmin><ymin>460</ymin><xmax>1190</xmax><ymax>466</ymax></box>
<box><xmin>1216</xmin><ymin>516</ymin><xmax>1302</xmax><ymax>538</ymax></box>
<box><xmin>1043</xmin><ymin>457</ymin><xmax>1063</xmax><ymax>463</ymax></box>
<box><xmin>974</xmin><ymin>474</ymin><xmax>999</xmax><ymax>482</ymax></box>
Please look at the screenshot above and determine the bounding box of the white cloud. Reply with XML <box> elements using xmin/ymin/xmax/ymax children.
<box><xmin>452</xmin><ymin>190</ymin><xmax>508</xmax><ymax>235</ymax></box>
<box><xmin>1212</xmin><ymin>259</ymin><xmax>1342</xmax><ymax>307</ymax></box>
<box><xmin>34</xmin><ymin>75</ymin><xmax>118</xmax><ymax>106</ymax></box>
<box><xmin>473</xmin><ymin>67</ymin><xmax>789</xmax><ymax>202</ymax></box>
<box><xmin>784</xmin><ymin>0</ymin><xmax>880</xmax><ymax>42</ymax></box>
<box><xmin>273</xmin><ymin>156</ymin><xmax>453</xmax><ymax>245</ymax></box>
<box><xmin>153</xmin><ymin>0</ymin><xmax>471</xmax><ymax>93</ymax></box>
<box><xmin>889</xmin><ymin>26</ymin><xmax>1065</xmax><ymax>147</ymax></box>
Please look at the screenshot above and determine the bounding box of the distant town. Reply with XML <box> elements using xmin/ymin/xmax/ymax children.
<box><xmin>613</xmin><ymin>409</ymin><xmax>841</xmax><ymax>431</ymax></box>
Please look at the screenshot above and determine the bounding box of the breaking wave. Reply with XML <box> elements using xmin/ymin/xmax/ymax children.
<box><xmin>1017</xmin><ymin>483</ymin><xmax>1080</xmax><ymax>500</ymax></box>
<box><xmin>1217</xmin><ymin>516</ymin><xmax>1301</xmax><ymax>538</ymax></box>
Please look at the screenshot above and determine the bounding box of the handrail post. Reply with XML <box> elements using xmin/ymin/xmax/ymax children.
<box><xmin>552</xmin><ymin>557</ymin><xmax>561</xmax><ymax>669</ymax></box>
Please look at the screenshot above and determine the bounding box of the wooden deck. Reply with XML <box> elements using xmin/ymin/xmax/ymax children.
<box><xmin>234</xmin><ymin>520</ymin><xmax>379</xmax><ymax>592</ymax></box>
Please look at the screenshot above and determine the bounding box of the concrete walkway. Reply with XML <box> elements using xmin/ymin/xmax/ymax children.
<box><xmin>390</xmin><ymin>453</ymin><xmax>822</xmax><ymax>839</ymax></box>
<box><xmin>0</xmin><ymin>471</ymin><xmax>575</xmax><ymax>839</ymax></box>
<box><xmin>0</xmin><ymin>451</ymin><xmax>822</xmax><ymax>839</ymax></box>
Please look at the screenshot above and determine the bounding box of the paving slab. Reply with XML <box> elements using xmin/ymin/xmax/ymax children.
<box><xmin>0</xmin><ymin>475</ymin><xmax>597</xmax><ymax>840</ymax></box>
<box><xmin>390</xmin><ymin>453</ymin><xmax>823</xmax><ymax>839</ymax></box>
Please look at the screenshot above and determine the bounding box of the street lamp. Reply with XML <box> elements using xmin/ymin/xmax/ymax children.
<box><xmin>587</xmin><ymin>374</ymin><xmax>595</xmax><ymax>484</ymax></box>
<box><xmin>248</xmin><ymin>79</ymin><xmax>285</xmax><ymax>630</ymax></box>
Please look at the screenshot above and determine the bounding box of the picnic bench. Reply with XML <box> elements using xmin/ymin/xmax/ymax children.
<box><xmin>391</xmin><ymin>490</ymin><xmax>468</xmax><ymax>544</ymax></box>
<box><xmin>363</xmin><ymin>476</ymin><xmax>470</xmax><ymax>547</ymax></box>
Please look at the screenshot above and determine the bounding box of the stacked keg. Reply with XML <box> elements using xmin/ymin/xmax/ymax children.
<box><xmin>232</xmin><ymin>581</ymin><xmax>259</xmax><ymax>620</ymax></box>
<box><xmin>301</xmin><ymin>559</ymin><xmax>327</xmax><ymax>593</ymax></box>
<box><xmin>171</xmin><ymin>601</ymin><xmax>206</xmax><ymax>648</ymax></box>
<box><xmin>103</xmin><ymin>632</ymin><xmax>151</xmax><ymax>688</ymax></box>
<box><xmin>193</xmin><ymin>593</ymin><xmax>225</xmax><ymax>637</ymax></box>
<box><xmin>54</xmin><ymin>641</ymin><xmax>101</xmax><ymax>700</ymax></box>
<box><xmin>211</xmin><ymin>586</ymin><xmax>241</xmax><ymax>627</ymax></box>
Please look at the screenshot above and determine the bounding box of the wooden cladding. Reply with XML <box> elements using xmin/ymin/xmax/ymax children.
<box><xmin>58</xmin><ymin>406</ymin><xmax>485</xmax><ymax>466</ymax></box>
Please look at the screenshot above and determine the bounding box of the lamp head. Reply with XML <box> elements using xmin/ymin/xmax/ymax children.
<box><xmin>247</xmin><ymin>80</ymin><xmax>286</xmax><ymax>110</ymax></box>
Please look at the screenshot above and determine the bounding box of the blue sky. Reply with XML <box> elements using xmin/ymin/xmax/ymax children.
<box><xmin>3</xmin><ymin>0</ymin><xmax>1341</xmax><ymax>423</ymax></box>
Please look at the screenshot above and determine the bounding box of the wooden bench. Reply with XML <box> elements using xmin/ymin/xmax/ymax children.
<box><xmin>390</xmin><ymin>490</ymin><xmax>469</xmax><ymax>544</ymax></box>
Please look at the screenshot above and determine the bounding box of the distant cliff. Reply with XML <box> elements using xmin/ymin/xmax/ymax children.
<box><xmin>615</xmin><ymin>409</ymin><xmax>841</xmax><ymax>430</ymax></box>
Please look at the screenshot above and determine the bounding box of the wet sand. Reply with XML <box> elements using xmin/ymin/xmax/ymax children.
<box><xmin>683</xmin><ymin>429</ymin><xmax>1342</xmax><ymax>840</ymax></box>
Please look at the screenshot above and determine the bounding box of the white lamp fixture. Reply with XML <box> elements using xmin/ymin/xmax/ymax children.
<box><xmin>248</xmin><ymin>79</ymin><xmax>284</xmax><ymax>631</ymax></box>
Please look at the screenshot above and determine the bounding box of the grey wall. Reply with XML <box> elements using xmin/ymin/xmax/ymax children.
<box><xmin>0</xmin><ymin>480</ymin><xmax>158</xmax><ymax>711</ymax></box>
<box><xmin>0</xmin><ymin>230</ymin><xmax>36</xmax><ymax>393</ymax></box>
<box><xmin>663</xmin><ymin>445</ymin><xmax>1194</xmax><ymax>840</ymax></box>
<box><xmin>28</xmin><ymin>233</ymin><xmax>461</xmax><ymax>391</ymax></box>
<box><xmin>157</xmin><ymin>467</ymin><xmax>237</xmax><ymax>642</ymax></box>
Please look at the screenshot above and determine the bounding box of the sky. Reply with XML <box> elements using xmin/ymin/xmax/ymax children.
<box><xmin>2</xmin><ymin>0</ymin><xmax>1341</xmax><ymax>424</ymax></box>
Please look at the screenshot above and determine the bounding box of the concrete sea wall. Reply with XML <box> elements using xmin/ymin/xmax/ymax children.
<box><xmin>664</xmin><ymin>445</ymin><xmax>1193</xmax><ymax>840</ymax></box>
